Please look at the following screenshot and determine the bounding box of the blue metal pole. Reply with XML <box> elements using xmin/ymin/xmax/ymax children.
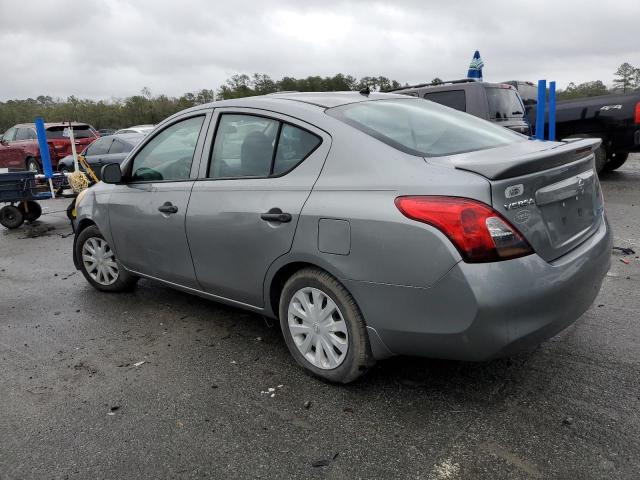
<box><xmin>548</xmin><ymin>81</ymin><xmax>556</xmax><ymax>141</ymax></box>
<box><xmin>34</xmin><ymin>117</ymin><xmax>53</xmax><ymax>178</ymax></box>
<box><xmin>535</xmin><ymin>80</ymin><xmax>546</xmax><ymax>140</ymax></box>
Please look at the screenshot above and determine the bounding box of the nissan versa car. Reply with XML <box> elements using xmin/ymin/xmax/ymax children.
<box><xmin>72</xmin><ymin>92</ymin><xmax>612</xmax><ymax>383</ymax></box>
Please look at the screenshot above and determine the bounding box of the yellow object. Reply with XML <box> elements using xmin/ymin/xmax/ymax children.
<box><xmin>68</xmin><ymin>170</ymin><xmax>89</xmax><ymax>193</ymax></box>
<box><xmin>78</xmin><ymin>155</ymin><xmax>99</xmax><ymax>183</ymax></box>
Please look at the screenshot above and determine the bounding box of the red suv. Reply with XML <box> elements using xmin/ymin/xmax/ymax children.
<box><xmin>0</xmin><ymin>122</ymin><xmax>99</xmax><ymax>172</ymax></box>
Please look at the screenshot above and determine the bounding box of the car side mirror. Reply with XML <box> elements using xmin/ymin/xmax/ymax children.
<box><xmin>101</xmin><ymin>163</ymin><xmax>122</xmax><ymax>184</ymax></box>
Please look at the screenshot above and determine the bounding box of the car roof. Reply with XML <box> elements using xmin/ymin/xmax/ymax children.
<box><xmin>111</xmin><ymin>133</ymin><xmax>145</xmax><ymax>143</ymax></box>
<box><xmin>14</xmin><ymin>122</ymin><xmax>91</xmax><ymax>128</ymax></box>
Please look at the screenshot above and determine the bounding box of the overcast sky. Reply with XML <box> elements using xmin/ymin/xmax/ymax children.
<box><xmin>1</xmin><ymin>0</ymin><xmax>638</xmax><ymax>100</ymax></box>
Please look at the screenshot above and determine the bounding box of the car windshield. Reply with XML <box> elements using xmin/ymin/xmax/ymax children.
<box><xmin>46</xmin><ymin>126</ymin><xmax>95</xmax><ymax>139</ymax></box>
<box><xmin>327</xmin><ymin>98</ymin><xmax>525</xmax><ymax>157</ymax></box>
<box><xmin>485</xmin><ymin>87</ymin><xmax>526</xmax><ymax>119</ymax></box>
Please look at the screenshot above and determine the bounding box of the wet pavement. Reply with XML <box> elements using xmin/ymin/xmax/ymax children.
<box><xmin>1</xmin><ymin>156</ymin><xmax>639</xmax><ymax>479</ymax></box>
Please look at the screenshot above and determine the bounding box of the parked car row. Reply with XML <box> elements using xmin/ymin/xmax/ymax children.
<box><xmin>0</xmin><ymin>123</ymin><xmax>155</xmax><ymax>173</ymax></box>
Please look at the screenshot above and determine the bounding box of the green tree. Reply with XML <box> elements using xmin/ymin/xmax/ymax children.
<box><xmin>613</xmin><ymin>62</ymin><xmax>635</xmax><ymax>92</ymax></box>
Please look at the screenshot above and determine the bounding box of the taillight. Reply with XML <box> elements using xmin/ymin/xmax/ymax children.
<box><xmin>395</xmin><ymin>196</ymin><xmax>533</xmax><ymax>263</ymax></box>
<box><xmin>635</xmin><ymin>102</ymin><xmax>640</xmax><ymax>124</ymax></box>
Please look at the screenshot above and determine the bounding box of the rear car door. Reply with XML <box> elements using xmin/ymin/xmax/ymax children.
<box><xmin>186</xmin><ymin>108</ymin><xmax>331</xmax><ymax>307</ymax></box>
<box><xmin>0</xmin><ymin>128</ymin><xmax>23</xmax><ymax>169</ymax></box>
<box><xmin>108</xmin><ymin>111</ymin><xmax>211</xmax><ymax>287</ymax></box>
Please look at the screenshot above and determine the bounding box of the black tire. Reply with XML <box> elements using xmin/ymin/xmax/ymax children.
<box><xmin>0</xmin><ymin>205</ymin><xmax>24</xmax><ymax>229</ymax></box>
<box><xmin>604</xmin><ymin>152</ymin><xmax>629</xmax><ymax>172</ymax></box>
<box><xmin>279</xmin><ymin>268</ymin><xmax>374</xmax><ymax>384</ymax></box>
<box><xmin>25</xmin><ymin>157</ymin><xmax>40</xmax><ymax>173</ymax></box>
<box><xmin>75</xmin><ymin>225</ymin><xmax>139</xmax><ymax>292</ymax></box>
<box><xmin>564</xmin><ymin>134</ymin><xmax>606</xmax><ymax>174</ymax></box>
<box><xmin>19</xmin><ymin>201</ymin><xmax>42</xmax><ymax>223</ymax></box>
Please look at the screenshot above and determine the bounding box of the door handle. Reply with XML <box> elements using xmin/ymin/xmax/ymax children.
<box><xmin>158</xmin><ymin>202</ymin><xmax>178</xmax><ymax>214</ymax></box>
<box><xmin>260</xmin><ymin>208</ymin><xmax>292</xmax><ymax>223</ymax></box>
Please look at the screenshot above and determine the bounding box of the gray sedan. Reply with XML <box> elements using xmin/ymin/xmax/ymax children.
<box><xmin>72</xmin><ymin>92</ymin><xmax>612</xmax><ymax>383</ymax></box>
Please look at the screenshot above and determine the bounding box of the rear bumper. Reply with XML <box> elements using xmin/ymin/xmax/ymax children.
<box><xmin>346</xmin><ymin>216</ymin><xmax>612</xmax><ymax>361</ymax></box>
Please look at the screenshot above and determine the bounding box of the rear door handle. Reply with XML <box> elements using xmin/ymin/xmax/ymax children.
<box><xmin>158</xmin><ymin>202</ymin><xmax>178</xmax><ymax>214</ymax></box>
<box><xmin>260</xmin><ymin>208</ymin><xmax>292</xmax><ymax>223</ymax></box>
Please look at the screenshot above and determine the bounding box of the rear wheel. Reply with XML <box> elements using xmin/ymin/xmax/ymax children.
<box><xmin>19</xmin><ymin>200</ymin><xmax>42</xmax><ymax>223</ymax></box>
<box><xmin>25</xmin><ymin>157</ymin><xmax>40</xmax><ymax>173</ymax></box>
<box><xmin>279</xmin><ymin>268</ymin><xmax>373</xmax><ymax>384</ymax></box>
<box><xmin>604</xmin><ymin>152</ymin><xmax>629</xmax><ymax>172</ymax></box>
<box><xmin>76</xmin><ymin>225</ymin><xmax>138</xmax><ymax>292</ymax></box>
<box><xmin>0</xmin><ymin>205</ymin><xmax>24</xmax><ymax>229</ymax></box>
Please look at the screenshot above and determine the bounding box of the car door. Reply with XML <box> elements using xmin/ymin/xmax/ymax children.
<box><xmin>0</xmin><ymin>128</ymin><xmax>22</xmax><ymax>169</ymax></box>
<box><xmin>186</xmin><ymin>108</ymin><xmax>331</xmax><ymax>307</ymax></box>
<box><xmin>108</xmin><ymin>111</ymin><xmax>211</xmax><ymax>287</ymax></box>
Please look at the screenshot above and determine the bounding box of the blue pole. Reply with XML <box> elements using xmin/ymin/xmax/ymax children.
<box><xmin>34</xmin><ymin>117</ymin><xmax>53</xmax><ymax>178</ymax></box>
<box><xmin>535</xmin><ymin>80</ymin><xmax>546</xmax><ymax>140</ymax></box>
<box><xmin>548</xmin><ymin>81</ymin><xmax>556</xmax><ymax>141</ymax></box>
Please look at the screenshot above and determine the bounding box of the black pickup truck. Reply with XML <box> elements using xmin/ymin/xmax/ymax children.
<box><xmin>506</xmin><ymin>80</ymin><xmax>640</xmax><ymax>173</ymax></box>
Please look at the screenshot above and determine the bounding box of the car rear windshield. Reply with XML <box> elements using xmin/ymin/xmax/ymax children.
<box><xmin>46</xmin><ymin>126</ymin><xmax>96</xmax><ymax>139</ymax></box>
<box><xmin>327</xmin><ymin>98</ymin><xmax>525</xmax><ymax>157</ymax></box>
<box><xmin>485</xmin><ymin>87</ymin><xmax>526</xmax><ymax>120</ymax></box>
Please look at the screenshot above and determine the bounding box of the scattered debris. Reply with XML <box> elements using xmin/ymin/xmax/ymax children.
<box><xmin>613</xmin><ymin>246</ymin><xmax>635</xmax><ymax>255</ymax></box>
<box><xmin>343</xmin><ymin>407</ymin><xmax>354</xmax><ymax>413</ymax></box>
<box><xmin>211</xmin><ymin>384</ymin><xmax>218</xmax><ymax>389</ymax></box>
<box><xmin>107</xmin><ymin>412</ymin><xmax>116</xmax><ymax>416</ymax></box>
<box><xmin>304</xmin><ymin>401</ymin><xmax>311</xmax><ymax>409</ymax></box>
<box><xmin>311</xmin><ymin>459</ymin><xmax>331</xmax><ymax>468</ymax></box>
<box><xmin>597</xmin><ymin>304</ymin><xmax>604</xmax><ymax>308</ymax></box>
<box><xmin>110</xmin><ymin>406</ymin><xmax>120</xmax><ymax>412</ymax></box>
<box><xmin>620</xmin><ymin>258</ymin><xmax>630</xmax><ymax>265</ymax></box>
<box><xmin>176</xmin><ymin>421</ymin><xmax>184</xmax><ymax>428</ymax></box>
<box><xmin>230</xmin><ymin>360</ymin><xmax>237</xmax><ymax>364</ymax></box>
<box><xmin>256</xmin><ymin>336</ymin><xmax>263</xmax><ymax>342</ymax></box>
<box><xmin>133</xmin><ymin>360</ymin><xmax>146</xmax><ymax>367</ymax></box>
<box><xmin>562</xmin><ymin>416</ymin><xmax>574</xmax><ymax>426</ymax></box>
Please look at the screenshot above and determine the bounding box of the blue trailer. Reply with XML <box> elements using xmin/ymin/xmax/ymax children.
<box><xmin>0</xmin><ymin>171</ymin><xmax>65</xmax><ymax>229</ymax></box>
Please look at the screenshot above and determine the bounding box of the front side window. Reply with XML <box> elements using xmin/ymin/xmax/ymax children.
<box><xmin>327</xmin><ymin>98</ymin><xmax>525</xmax><ymax>157</ymax></box>
<box><xmin>3</xmin><ymin>127</ymin><xmax>17</xmax><ymax>141</ymax></box>
<box><xmin>15</xmin><ymin>128</ymin><xmax>33</xmax><ymax>140</ymax></box>
<box><xmin>209</xmin><ymin>114</ymin><xmax>320</xmax><ymax>178</ymax></box>
<box><xmin>130</xmin><ymin>115</ymin><xmax>204</xmax><ymax>182</ymax></box>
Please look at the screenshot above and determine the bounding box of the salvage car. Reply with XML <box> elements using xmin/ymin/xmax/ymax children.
<box><xmin>72</xmin><ymin>92</ymin><xmax>612</xmax><ymax>383</ymax></box>
<box><xmin>1</xmin><ymin>122</ymin><xmax>98</xmax><ymax>172</ymax></box>
<box><xmin>58</xmin><ymin>133</ymin><xmax>145</xmax><ymax>179</ymax></box>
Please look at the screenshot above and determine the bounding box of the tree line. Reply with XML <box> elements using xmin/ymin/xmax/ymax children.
<box><xmin>1</xmin><ymin>63</ymin><xmax>637</xmax><ymax>131</ymax></box>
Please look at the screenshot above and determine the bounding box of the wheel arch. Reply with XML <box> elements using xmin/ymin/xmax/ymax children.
<box><xmin>72</xmin><ymin>219</ymin><xmax>96</xmax><ymax>270</ymax></box>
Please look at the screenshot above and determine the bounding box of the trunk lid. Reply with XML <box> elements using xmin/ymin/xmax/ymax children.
<box><xmin>428</xmin><ymin>138</ymin><xmax>605</xmax><ymax>262</ymax></box>
<box><xmin>46</xmin><ymin>125</ymin><xmax>97</xmax><ymax>160</ymax></box>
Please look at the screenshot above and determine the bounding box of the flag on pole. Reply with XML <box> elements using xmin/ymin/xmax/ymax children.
<box><xmin>467</xmin><ymin>50</ymin><xmax>484</xmax><ymax>81</ymax></box>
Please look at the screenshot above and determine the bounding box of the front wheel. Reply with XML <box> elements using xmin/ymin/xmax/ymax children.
<box><xmin>75</xmin><ymin>225</ymin><xmax>138</xmax><ymax>292</ymax></box>
<box><xmin>279</xmin><ymin>268</ymin><xmax>374</xmax><ymax>384</ymax></box>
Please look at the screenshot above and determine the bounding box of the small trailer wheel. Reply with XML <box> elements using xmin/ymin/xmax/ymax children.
<box><xmin>0</xmin><ymin>205</ymin><xmax>25</xmax><ymax>229</ymax></box>
<box><xmin>19</xmin><ymin>201</ymin><xmax>42</xmax><ymax>223</ymax></box>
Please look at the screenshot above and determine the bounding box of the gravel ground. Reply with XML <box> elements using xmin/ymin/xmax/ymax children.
<box><xmin>1</xmin><ymin>155</ymin><xmax>639</xmax><ymax>479</ymax></box>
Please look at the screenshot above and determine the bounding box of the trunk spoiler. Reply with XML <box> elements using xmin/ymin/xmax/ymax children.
<box><xmin>445</xmin><ymin>138</ymin><xmax>601</xmax><ymax>180</ymax></box>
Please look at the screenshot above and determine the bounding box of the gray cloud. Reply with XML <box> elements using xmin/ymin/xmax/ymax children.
<box><xmin>0</xmin><ymin>0</ymin><xmax>638</xmax><ymax>100</ymax></box>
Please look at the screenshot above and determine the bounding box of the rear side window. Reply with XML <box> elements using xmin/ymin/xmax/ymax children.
<box><xmin>273</xmin><ymin>124</ymin><xmax>321</xmax><ymax>176</ymax></box>
<box><xmin>424</xmin><ymin>90</ymin><xmax>466</xmax><ymax>112</ymax></box>
<box><xmin>327</xmin><ymin>98</ymin><xmax>525</xmax><ymax>157</ymax></box>
<box><xmin>485</xmin><ymin>88</ymin><xmax>526</xmax><ymax>120</ymax></box>
<box><xmin>109</xmin><ymin>140</ymin><xmax>131</xmax><ymax>154</ymax></box>
<box><xmin>130</xmin><ymin>115</ymin><xmax>205</xmax><ymax>182</ymax></box>
<box><xmin>85</xmin><ymin>138</ymin><xmax>112</xmax><ymax>156</ymax></box>
<box><xmin>209</xmin><ymin>114</ymin><xmax>320</xmax><ymax>179</ymax></box>
<box><xmin>46</xmin><ymin>125</ymin><xmax>96</xmax><ymax>139</ymax></box>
